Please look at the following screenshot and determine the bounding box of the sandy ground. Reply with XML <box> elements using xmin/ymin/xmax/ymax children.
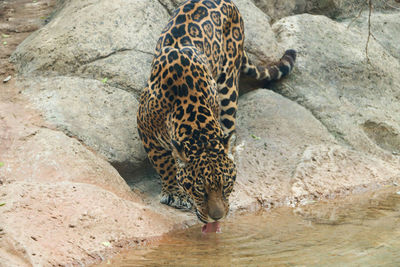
<box><xmin>0</xmin><ymin>0</ymin><xmax>57</xmax><ymax>169</ymax></box>
<box><xmin>0</xmin><ymin>0</ymin><xmax>54</xmax><ymax>110</ymax></box>
<box><xmin>0</xmin><ymin>2</ymin><xmax>55</xmax><ymax>163</ymax></box>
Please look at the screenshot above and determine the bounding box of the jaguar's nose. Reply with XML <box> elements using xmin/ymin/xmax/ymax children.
<box><xmin>209</xmin><ymin>206</ymin><xmax>224</xmax><ymax>221</ymax></box>
<box><xmin>207</xmin><ymin>190</ymin><xmax>225</xmax><ymax>221</ymax></box>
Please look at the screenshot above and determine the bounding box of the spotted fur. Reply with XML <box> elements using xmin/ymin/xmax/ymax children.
<box><xmin>137</xmin><ymin>0</ymin><xmax>296</xmax><ymax>223</ymax></box>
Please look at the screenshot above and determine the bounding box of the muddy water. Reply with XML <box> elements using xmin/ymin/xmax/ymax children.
<box><xmin>105</xmin><ymin>187</ymin><xmax>400</xmax><ymax>266</ymax></box>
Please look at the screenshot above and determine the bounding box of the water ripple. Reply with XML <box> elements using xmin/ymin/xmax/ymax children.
<box><xmin>104</xmin><ymin>187</ymin><xmax>400</xmax><ymax>267</ymax></box>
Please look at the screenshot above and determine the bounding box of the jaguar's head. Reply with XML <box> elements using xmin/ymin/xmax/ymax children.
<box><xmin>172</xmin><ymin>133</ymin><xmax>236</xmax><ymax>223</ymax></box>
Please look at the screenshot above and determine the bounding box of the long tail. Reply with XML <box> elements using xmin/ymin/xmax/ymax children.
<box><xmin>241</xmin><ymin>49</ymin><xmax>296</xmax><ymax>82</ymax></box>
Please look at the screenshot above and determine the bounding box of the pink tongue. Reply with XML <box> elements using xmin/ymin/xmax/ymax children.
<box><xmin>201</xmin><ymin>221</ymin><xmax>221</xmax><ymax>234</ymax></box>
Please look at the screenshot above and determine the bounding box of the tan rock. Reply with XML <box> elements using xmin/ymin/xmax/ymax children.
<box><xmin>0</xmin><ymin>181</ymin><xmax>174</xmax><ymax>266</ymax></box>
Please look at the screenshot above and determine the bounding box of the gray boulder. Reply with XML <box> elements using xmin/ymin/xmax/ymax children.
<box><xmin>344</xmin><ymin>11</ymin><xmax>400</xmax><ymax>61</ymax></box>
<box><xmin>251</xmin><ymin>0</ymin><xmax>400</xmax><ymax>21</ymax></box>
<box><xmin>11</xmin><ymin>0</ymin><xmax>171</xmax><ymax>169</ymax></box>
<box><xmin>11</xmin><ymin>0</ymin><xmax>170</xmax><ymax>95</ymax></box>
<box><xmin>271</xmin><ymin>13</ymin><xmax>400</xmax><ymax>158</ymax></box>
<box><xmin>230</xmin><ymin>11</ymin><xmax>400</xmax><ymax>206</ymax></box>
<box><xmin>234</xmin><ymin>0</ymin><xmax>284</xmax><ymax>65</ymax></box>
<box><xmin>232</xmin><ymin>89</ymin><xmax>336</xmax><ymax>209</ymax></box>
<box><xmin>158</xmin><ymin>0</ymin><xmax>182</xmax><ymax>14</ymax></box>
<box><xmin>232</xmin><ymin>89</ymin><xmax>400</xmax><ymax>208</ymax></box>
<box><xmin>23</xmin><ymin>76</ymin><xmax>147</xmax><ymax>170</ymax></box>
<box><xmin>251</xmin><ymin>0</ymin><xmax>307</xmax><ymax>22</ymax></box>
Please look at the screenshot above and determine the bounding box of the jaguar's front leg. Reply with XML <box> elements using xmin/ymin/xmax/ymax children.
<box><xmin>149</xmin><ymin>148</ymin><xmax>193</xmax><ymax>211</ymax></box>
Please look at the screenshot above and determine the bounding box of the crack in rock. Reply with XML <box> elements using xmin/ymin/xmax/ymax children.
<box><xmin>78</xmin><ymin>48</ymin><xmax>134</xmax><ymax>67</ymax></box>
<box><xmin>157</xmin><ymin>0</ymin><xmax>173</xmax><ymax>16</ymax></box>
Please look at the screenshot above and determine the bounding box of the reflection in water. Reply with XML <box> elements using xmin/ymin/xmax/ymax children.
<box><xmin>104</xmin><ymin>187</ymin><xmax>400</xmax><ymax>266</ymax></box>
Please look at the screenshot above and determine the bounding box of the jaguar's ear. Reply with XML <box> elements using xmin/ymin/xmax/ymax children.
<box><xmin>172</xmin><ymin>140</ymin><xmax>188</xmax><ymax>168</ymax></box>
<box><xmin>222</xmin><ymin>132</ymin><xmax>236</xmax><ymax>160</ymax></box>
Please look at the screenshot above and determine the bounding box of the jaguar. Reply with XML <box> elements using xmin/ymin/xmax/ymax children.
<box><xmin>137</xmin><ymin>0</ymin><xmax>296</xmax><ymax>226</ymax></box>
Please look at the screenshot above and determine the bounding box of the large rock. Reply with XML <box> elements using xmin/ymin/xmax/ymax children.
<box><xmin>290</xmin><ymin>144</ymin><xmax>400</xmax><ymax>201</ymax></box>
<box><xmin>0</xmin><ymin>99</ymin><xmax>192</xmax><ymax>266</ymax></box>
<box><xmin>22</xmin><ymin>76</ymin><xmax>147</xmax><ymax>170</ymax></box>
<box><xmin>2</xmin><ymin>127</ymin><xmax>135</xmax><ymax>199</ymax></box>
<box><xmin>232</xmin><ymin>89</ymin><xmax>336</xmax><ymax>209</ymax></box>
<box><xmin>0</xmin><ymin>98</ymin><xmax>136</xmax><ymax>199</ymax></box>
<box><xmin>251</xmin><ymin>0</ymin><xmax>307</xmax><ymax>22</ymax></box>
<box><xmin>271</xmin><ymin>13</ymin><xmax>400</xmax><ymax>158</ymax></box>
<box><xmin>344</xmin><ymin>11</ymin><xmax>400</xmax><ymax>61</ymax></box>
<box><xmin>0</xmin><ymin>181</ymin><xmax>174</xmax><ymax>266</ymax></box>
<box><xmin>11</xmin><ymin>0</ymin><xmax>163</xmax><ymax>169</ymax></box>
<box><xmin>232</xmin><ymin>10</ymin><xmax>400</xmax><ymax>208</ymax></box>
<box><xmin>251</xmin><ymin>0</ymin><xmax>400</xmax><ymax>21</ymax></box>
<box><xmin>232</xmin><ymin>90</ymin><xmax>400</xmax><ymax>209</ymax></box>
<box><xmin>234</xmin><ymin>0</ymin><xmax>284</xmax><ymax>65</ymax></box>
<box><xmin>158</xmin><ymin>0</ymin><xmax>182</xmax><ymax>14</ymax></box>
<box><xmin>11</xmin><ymin>0</ymin><xmax>170</xmax><ymax>95</ymax></box>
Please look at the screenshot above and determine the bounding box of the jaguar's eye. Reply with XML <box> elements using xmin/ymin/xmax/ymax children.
<box><xmin>194</xmin><ymin>179</ymin><xmax>205</xmax><ymax>195</ymax></box>
<box><xmin>196</xmin><ymin>184</ymin><xmax>205</xmax><ymax>193</ymax></box>
<box><xmin>223</xmin><ymin>181</ymin><xmax>232</xmax><ymax>197</ymax></box>
<box><xmin>224</xmin><ymin>180</ymin><xmax>232</xmax><ymax>188</ymax></box>
<box><xmin>222</xmin><ymin>189</ymin><xmax>231</xmax><ymax>199</ymax></box>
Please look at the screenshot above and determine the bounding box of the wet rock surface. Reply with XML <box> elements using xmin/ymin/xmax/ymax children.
<box><xmin>1</xmin><ymin>0</ymin><xmax>400</xmax><ymax>265</ymax></box>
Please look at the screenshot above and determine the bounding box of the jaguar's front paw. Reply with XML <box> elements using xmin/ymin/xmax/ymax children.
<box><xmin>160</xmin><ymin>192</ymin><xmax>193</xmax><ymax>211</ymax></box>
